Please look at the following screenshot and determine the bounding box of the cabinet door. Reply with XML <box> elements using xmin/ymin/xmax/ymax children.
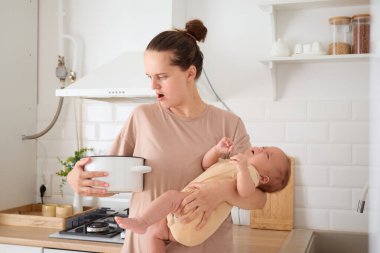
<box><xmin>0</xmin><ymin>244</ymin><xmax>42</xmax><ymax>253</ymax></box>
<box><xmin>44</xmin><ymin>248</ymin><xmax>91</xmax><ymax>253</ymax></box>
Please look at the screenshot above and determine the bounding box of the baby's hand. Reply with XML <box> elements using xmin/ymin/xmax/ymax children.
<box><xmin>216</xmin><ymin>137</ymin><xmax>234</xmax><ymax>155</ymax></box>
<box><xmin>230</xmin><ymin>153</ymin><xmax>249</xmax><ymax>171</ymax></box>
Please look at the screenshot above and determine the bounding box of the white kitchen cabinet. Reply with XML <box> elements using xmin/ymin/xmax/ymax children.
<box><xmin>44</xmin><ymin>248</ymin><xmax>90</xmax><ymax>253</ymax></box>
<box><xmin>258</xmin><ymin>0</ymin><xmax>370</xmax><ymax>100</ymax></box>
<box><xmin>0</xmin><ymin>244</ymin><xmax>42</xmax><ymax>253</ymax></box>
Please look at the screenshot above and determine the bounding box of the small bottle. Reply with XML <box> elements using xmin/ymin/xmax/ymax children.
<box><xmin>352</xmin><ymin>14</ymin><xmax>370</xmax><ymax>54</ymax></box>
<box><xmin>328</xmin><ymin>16</ymin><xmax>352</xmax><ymax>55</ymax></box>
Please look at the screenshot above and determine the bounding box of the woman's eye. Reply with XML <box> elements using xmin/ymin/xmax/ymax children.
<box><xmin>158</xmin><ymin>75</ymin><xmax>167</xmax><ymax>80</ymax></box>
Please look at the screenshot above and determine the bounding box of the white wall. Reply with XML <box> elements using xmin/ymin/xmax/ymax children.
<box><xmin>38</xmin><ymin>0</ymin><xmax>370</xmax><ymax>232</ymax></box>
<box><xmin>369</xmin><ymin>0</ymin><xmax>379</xmax><ymax>250</ymax></box>
<box><xmin>0</xmin><ymin>0</ymin><xmax>38</xmax><ymax>210</ymax></box>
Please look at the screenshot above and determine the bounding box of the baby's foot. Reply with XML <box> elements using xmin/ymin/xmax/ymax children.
<box><xmin>114</xmin><ymin>216</ymin><xmax>148</xmax><ymax>234</ymax></box>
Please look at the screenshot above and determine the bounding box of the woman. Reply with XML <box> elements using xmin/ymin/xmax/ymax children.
<box><xmin>68</xmin><ymin>19</ymin><xmax>266</xmax><ymax>253</ymax></box>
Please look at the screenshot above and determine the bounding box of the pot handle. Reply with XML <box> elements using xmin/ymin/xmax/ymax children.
<box><xmin>131</xmin><ymin>165</ymin><xmax>152</xmax><ymax>174</ymax></box>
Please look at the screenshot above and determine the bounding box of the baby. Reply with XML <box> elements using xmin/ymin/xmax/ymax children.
<box><xmin>115</xmin><ymin>137</ymin><xmax>290</xmax><ymax>252</ymax></box>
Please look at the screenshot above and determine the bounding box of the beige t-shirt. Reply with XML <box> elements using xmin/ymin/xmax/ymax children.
<box><xmin>169</xmin><ymin>159</ymin><xmax>260</xmax><ymax>246</ymax></box>
<box><xmin>109</xmin><ymin>103</ymin><xmax>250</xmax><ymax>253</ymax></box>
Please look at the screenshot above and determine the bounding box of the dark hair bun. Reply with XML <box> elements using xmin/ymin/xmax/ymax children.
<box><xmin>185</xmin><ymin>19</ymin><xmax>207</xmax><ymax>42</ymax></box>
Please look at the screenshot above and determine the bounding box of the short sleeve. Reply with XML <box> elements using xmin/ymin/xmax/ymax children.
<box><xmin>108</xmin><ymin>110</ymin><xmax>136</xmax><ymax>156</ymax></box>
<box><xmin>230</xmin><ymin>117</ymin><xmax>250</xmax><ymax>155</ymax></box>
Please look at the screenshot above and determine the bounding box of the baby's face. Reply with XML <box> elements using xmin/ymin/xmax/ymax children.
<box><xmin>243</xmin><ymin>146</ymin><xmax>287</xmax><ymax>175</ymax></box>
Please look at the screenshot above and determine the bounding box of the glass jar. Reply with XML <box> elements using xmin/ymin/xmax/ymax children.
<box><xmin>352</xmin><ymin>14</ymin><xmax>370</xmax><ymax>54</ymax></box>
<box><xmin>328</xmin><ymin>16</ymin><xmax>352</xmax><ymax>55</ymax></box>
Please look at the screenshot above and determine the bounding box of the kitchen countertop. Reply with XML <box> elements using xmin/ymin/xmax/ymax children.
<box><xmin>0</xmin><ymin>224</ymin><xmax>290</xmax><ymax>253</ymax></box>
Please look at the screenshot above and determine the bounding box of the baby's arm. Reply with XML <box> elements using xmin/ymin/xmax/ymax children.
<box><xmin>230</xmin><ymin>153</ymin><xmax>257</xmax><ymax>198</ymax></box>
<box><xmin>202</xmin><ymin>137</ymin><xmax>233</xmax><ymax>169</ymax></box>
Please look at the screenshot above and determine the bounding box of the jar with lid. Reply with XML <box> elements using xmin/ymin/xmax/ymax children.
<box><xmin>328</xmin><ymin>16</ymin><xmax>352</xmax><ymax>55</ymax></box>
<box><xmin>352</xmin><ymin>14</ymin><xmax>370</xmax><ymax>54</ymax></box>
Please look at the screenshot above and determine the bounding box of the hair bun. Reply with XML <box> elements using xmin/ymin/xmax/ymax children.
<box><xmin>185</xmin><ymin>19</ymin><xmax>207</xmax><ymax>42</ymax></box>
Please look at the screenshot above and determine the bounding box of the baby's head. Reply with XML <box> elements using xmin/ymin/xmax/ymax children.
<box><xmin>244</xmin><ymin>146</ymin><xmax>290</xmax><ymax>193</ymax></box>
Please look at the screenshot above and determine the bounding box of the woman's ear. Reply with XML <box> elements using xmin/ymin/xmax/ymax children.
<box><xmin>187</xmin><ymin>65</ymin><xmax>197</xmax><ymax>80</ymax></box>
<box><xmin>259</xmin><ymin>175</ymin><xmax>270</xmax><ymax>185</ymax></box>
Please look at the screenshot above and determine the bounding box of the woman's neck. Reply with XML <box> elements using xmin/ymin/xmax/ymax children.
<box><xmin>169</xmin><ymin>94</ymin><xmax>206</xmax><ymax>118</ymax></box>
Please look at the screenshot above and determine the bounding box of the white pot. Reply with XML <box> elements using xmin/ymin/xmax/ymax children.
<box><xmin>84</xmin><ymin>156</ymin><xmax>151</xmax><ymax>193</ymax></box>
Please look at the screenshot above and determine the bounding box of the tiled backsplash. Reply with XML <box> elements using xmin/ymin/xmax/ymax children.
<box><xmin>37</xmin><ymin>98</ymin><xmax>369</xmax><ymax>232</ymax></box>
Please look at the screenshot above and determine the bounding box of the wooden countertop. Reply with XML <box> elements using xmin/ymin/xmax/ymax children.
<box><xmin>0</xmin><ymin>225</ymin><xmax>289</xmax><ymax>253</ymax></box>
<box><xmin>0</xmin><ymin>225</ymin><xmax>122</xmax><ymax>253</ymax></box>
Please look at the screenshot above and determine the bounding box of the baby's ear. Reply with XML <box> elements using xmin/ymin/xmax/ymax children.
<box><xmin>259</xmin><ymin>175</ymin><xmax>270</xmax><ymax>185</ymax></box>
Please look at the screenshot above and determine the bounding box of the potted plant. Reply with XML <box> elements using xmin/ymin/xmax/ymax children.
<box><xmin>57</xmin><ymin>147</ymin><xmax>93</xmax><ymax>213</ymax></box>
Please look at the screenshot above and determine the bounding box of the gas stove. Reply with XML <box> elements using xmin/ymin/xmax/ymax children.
<box><xmin>49</xmin><ymin>207</ymin><xmax>128</xmax><ymax>244</ymax></box>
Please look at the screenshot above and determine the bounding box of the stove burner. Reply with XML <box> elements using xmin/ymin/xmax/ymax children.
<box><xmin>57</xmin><ymin>207</ymin><xmax>129</xmax><ymax>240</ymax></box>
<box><xmin>86</xmin><ymin>222</ymin><xmax>109</xmax><ymax>233</ymax></box>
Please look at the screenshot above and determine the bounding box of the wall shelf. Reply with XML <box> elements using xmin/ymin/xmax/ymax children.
<box><xmin>258</xmin><ymin>0</ymin><xmax>370</xmax><ymax>100</ymax></box>
<box><xmin>261</xmin><ymin>53</ymin><xmax>372</xmax><ymax>65</ymax></box>
<box><xmin>259</xmin><ymin>0</ymin><xmax>369</xmax><ymax>12</ymax></box>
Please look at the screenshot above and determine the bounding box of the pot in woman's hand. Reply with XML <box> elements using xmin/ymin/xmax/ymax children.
<box><xmin>84</xmin><ymin>156</ymin><xmax>151</xmax><ymax>193</ymax></box>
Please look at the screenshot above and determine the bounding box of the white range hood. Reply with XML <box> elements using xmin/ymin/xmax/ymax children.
<box><xmin>56</xmin><ymin>51</ymin><xmax>155</xmax><ymax>99</ymax></box>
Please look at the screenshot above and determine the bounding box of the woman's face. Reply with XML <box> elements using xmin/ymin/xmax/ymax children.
<box><xmin>144</xmin><ymin>50</ymin><xmax>194</xmax><ymax>108</ymax></box>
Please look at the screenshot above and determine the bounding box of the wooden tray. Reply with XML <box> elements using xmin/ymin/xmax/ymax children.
<box><xmin>0</xmin><ymin>204</ymin><xmax>95</xmax><ymax>229</ymax></box>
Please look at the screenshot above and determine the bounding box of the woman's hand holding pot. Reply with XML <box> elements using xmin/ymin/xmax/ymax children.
<box><xmin>67</xmin><ymin>157</ymin><xmax>114</xmax><ymax>197</ymax></box>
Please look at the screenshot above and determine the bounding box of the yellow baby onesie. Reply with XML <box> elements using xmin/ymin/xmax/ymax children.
<box><xmin>167</xmin><ymin>159</ymin><xmax>260</xmax><ymax>246</ymax></box>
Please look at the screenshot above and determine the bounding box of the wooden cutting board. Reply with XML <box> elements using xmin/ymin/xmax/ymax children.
<box><xmin>250</xmin><ymin>157</ymin><xmax>294</xmax><ymax>231</ymax></box>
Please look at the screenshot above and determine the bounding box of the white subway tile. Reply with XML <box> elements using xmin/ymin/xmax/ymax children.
<box><xmin>308</xmin><ymin>144</ymin><xmax>351</xmax><ymax>165</ymax></box>
<box><xmin>246</xmin><ymin>122</ymin><xmax>285</xmax><ymax>142</ymax></box>
<box><xmin>286</xmin><ymin>123</ymin><xmax>329</xmax><ymax>143</ymax></box>
<box><xmin>83</xmin><ymin>140</ymin><xmax>114</xmax><ymax>155</ymax></box>
<box><xmin>308</xmin><ymin>101</ymin><xmax>351</xmax><ymax>121</ymax></box>
<box><xmin>98</xmin><ymin>123</ymin><xmax>123</xmax><ymax>141</ymax></box>
<box><xmin>51</xmin><ymin>174</ymin><xmax>74</xmax><ymax>196</ymax></box>
<box><xmin>280</xmin><ymin>144</ymin><xmax>308</xmax><ymax>165</ymax></box>
<box><xmin>294</xmin><ymin>208</ymin><xmax>329</xmax><ymax>230</ymax></box>
<box><xmin>85</xmin><ymin>103</ymin><xmax>113</xmax><ymax>122</ymax></box>
<box><xmin>352</xmin><ymin>100</ymin><xmax>369</xmax><ymax>120</ymax></box>
<box><xmin>265</xmin><ymin>101</ymin><xmax>307</xmax><ymax>121</ymax></box>
<box><xmin>37</xmin><ymin>140</ymin><xmax>78</xmax><ymax>159</ymax></box>
<box><xmin>114</xmin><ymin>104</ymin><xmax>138</xmax><ymax>122</ymax></box>
<box><xmin>330</xmin><ymin>210</ymin><xmax>368</xmax><ymax>232</ymax></box>
<box><xmin>226</xmin><ymin>99</ymin><xmax>265</xmax><ymax>121</ymax></box>
<box><xmin>330</xmin><ymin>123</ymin><xmax>369</xmax><ymax>143</ymax></box>
<box><xmin>295</xmin><ymin>186</ymin><xmax>351</xmax><ymax>209</ymax></box>
<box><xmin>330</xmin><ymin>166</ymin><xmax>369</xmax><ymax>188</ymax></box>
<box><xmin>353</xmin><ymin>144</ymin><xmax>369</xmax><ymax>165</ymax></box>
<box><xmin>83</xmin><ymin>123</ymin><xmax>97</xmax><ymax>140</ymax></box>
<box><xmin>295</xmin><ymin>166</ymin><xmax>329</xmax><ymax>187</ymax></box>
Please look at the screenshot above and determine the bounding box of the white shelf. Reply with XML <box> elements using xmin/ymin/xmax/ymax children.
<box><xmin>258</xmin><ymin>0</ymin><xmax>370</xmax><ymax>100</ymax></box>
<box><xmin>261</xmin><ymin>54</ymin><xmax>372</xmax><ymax>65</ymax></box>
<box><xmin>259</xmin><ymin>0</ymin><xmax>369</xmax><ymax>12</ymax></box>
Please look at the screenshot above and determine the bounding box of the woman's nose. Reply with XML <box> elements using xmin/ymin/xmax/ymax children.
<box><xmin>150</xmin><ymin>77</ymin><xmax>160</xmax><ymax>90</ymax></box>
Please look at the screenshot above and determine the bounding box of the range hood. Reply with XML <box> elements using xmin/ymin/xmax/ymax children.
<box><xmin>56</xmin><ymin>51</ymin><xmax>155</xmax><ymax>99</ymax></box>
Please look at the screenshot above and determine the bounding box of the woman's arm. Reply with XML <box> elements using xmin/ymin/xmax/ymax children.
<box><xmin>178</xmin><ymin>179</ymin><xmax>266</xmax><ymax>229</ymax></box>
